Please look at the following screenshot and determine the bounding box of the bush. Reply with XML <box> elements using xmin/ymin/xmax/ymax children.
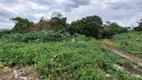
<box><xmin>0</xmin><ymin>29</ymin><xmax>11</xmax><ymax>38</ymax></box>
<box><xmin>2</xmin><ymin>30</ymin><xmax>70</xmax><ymax>43</ymax></box>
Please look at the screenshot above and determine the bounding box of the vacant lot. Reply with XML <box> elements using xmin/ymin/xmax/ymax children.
<box><xmin>0</xmin><ymin>37</ymin><xmax>142</xmax><ymax>79</ymax></box>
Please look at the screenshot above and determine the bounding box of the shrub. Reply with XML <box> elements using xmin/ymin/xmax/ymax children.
<box><xmin>0</xmin><ymin>29</ymin><xmax>11</xmax><ymax>38</ymax></box>
<box><xmin>0</xmin><ymin>39</ymin><xmax>140</xmax><ymax>79</ymax></box>
<box><xmin>2</xmin><ymin>30</ymin><xmax>70</xmax><ymax>43</ymax></box>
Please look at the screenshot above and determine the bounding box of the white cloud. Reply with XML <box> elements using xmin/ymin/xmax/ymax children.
<box><xmin>0</xmin><ymin>0</ymin><xmax>142</xmax><ymax>29</ymax></box>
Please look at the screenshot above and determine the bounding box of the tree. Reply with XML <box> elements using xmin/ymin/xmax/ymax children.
<box><xmin>102</xmin><ymin>21</ymin><xmax>128</xmax><ymax>38</ymax></box>
<box><xmin>50</xmin><ymin>11</ymin><xmax>64</xmax><ymax>19</ymax></box>
<box><xmin>69</xmin><ymin>15</ymin><xmax>103</xmax><ymax>39</ymax></box>
<box><xmin>50</xmin><ymin>11</ymin><xmax>67</xmax><ymax>31</ymax></box>
<box><xmin>11</xmin><ymin>17</ymin><xmax>34</xmax><ymax>33</ymax></box>
<box><xmin>27</xmin><ymin>11</ymin><xmax>68</xmax><ymax>31</ymax></box>
<box><xmin>134</xmin><ymin>19</ymin><xmax>142</xmax><ymax>31</ymax></box>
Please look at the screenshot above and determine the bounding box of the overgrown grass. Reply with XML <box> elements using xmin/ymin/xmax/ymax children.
<box><xmin>1</xmin><ymin>30</ymin><xmax>70</xmax><ymax>43</ymax></box>
<box><xmin>112</xmin><ymin>31</ymin><xmax>142</xmax><ymax>57</ymax></box>
<box><xmin>0</xmin><ymin>38</ymin><xmax>141</xmax><ymax>80</ymax></box>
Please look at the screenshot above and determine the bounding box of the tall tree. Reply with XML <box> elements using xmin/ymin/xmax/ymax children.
<box><xmin>50</xmin><ymin>11</ymin><xmax>67</xmax><ymax>31</ymax></box>
<box><xmin>69</xmin><ymin>15</ymin><xmax>103</xmax><ymax>38</ymax></box>
<box><xmin>11</xmin><ymin>17</ymin><xmax>34</xmax><ymax>33</ymax></box>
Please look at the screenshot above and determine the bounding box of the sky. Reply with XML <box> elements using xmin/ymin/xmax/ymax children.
<box><xmin>0</xmin><ymin>0</ymin><xmax>142</xmax><ymax>29</ymax></box>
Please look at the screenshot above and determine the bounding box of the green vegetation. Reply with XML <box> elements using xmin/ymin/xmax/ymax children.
<box><xmin>112</xmin><ymin>31</ymin><xmax>142</xmax><ymax>57</ymax></box>
<box><xmin>0</xmin><ymin>29</ymin><xmax>11</xmax><ymax>38</ymax></box>
<box><xmin>0</xmin><ymin>11</ymin><xmax>128</xmax><ymax>39</ymax></box>
<box><xmin>11</xmin><ymin>17</ymin><xmax>34</xmax><ymax>33</ymax></box>
<box><xmin>2</xmin><ymin>30</ymin><xmax>70</xmax><ymax>43</ymax></box>
<box><xmin>102</xmin><ymin>21</ymin><xmax>129</xmax><ymax>38</ymax></box>
<box><xmin>69</xmin><ymin>15</ymin><xmax>103</xmax><ymax>39</ymax></box>
<box><xmin>134</xmin><ymin>19</ymin><xmax>142</xmax><ymax>31</ymax></box>
<box><xmin>0</xmin><ymin>37</ymin><xmax>141</xmax><ymax>80</ymax></box>
<box><xmin>0</xmin><ymin>11</ymin><xmax>142</xmax><ymax>80</ymax></box>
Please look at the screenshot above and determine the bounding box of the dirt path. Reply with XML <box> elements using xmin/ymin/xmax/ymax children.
<box><xmin>98</xmin><ymin>40</ymin><xmax>142</xmax><ymax>68</ymax></box>
<box><xmin>110</xmin><ymin>48</ymin><xmax>142</xmax><ymax>67</ymax></box>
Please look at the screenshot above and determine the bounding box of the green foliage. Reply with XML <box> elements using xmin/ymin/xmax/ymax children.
<box><xmin>2</xmin><ymin>30</ymin><xmax>70</xmax><ymax>43</ymax></box>
<box><xmin>11</xmin><ymin>16</ymin><xmax>34</xmax><ymax>33</ymax></box>
<box><xmin>34</xmin><ymin>11</ymin><xmax>68</xmax><ymax>32</ymax></box>
<box><xmin>1</xmin><ymin>12</ymin><xmax>142</xmax><ymax>80</ymax></box>
<box><xmin>102</xmin><ymin>22</ymin><xmax>128</xmax><ymax>39</ymax></box>
<box><xmin>0</xmin><ymin>39</ymin><xmax>141</xmax><ymax>80</ymax></box>
<box><xmin>50</xmin><ymin>11</ymin><xmax>67</xmax><ymax>31</ymax></box>
<box><xmin>134</xmin><ymin>19</ymin><xmax>142</xmax><ymax>31</ymax></box>
<box><xmin>112</xmin><ymin>31</ymin><xmax>142</xmax><ymax>57</ymax></box>
<box><xmin>0</xmin><ymin>29</ymin><xmax>11</xmax><ymax>38</ymax></box>
<box><xmin>69</xmin><ymin>15</ymin><xmax>103</xmax><ymax>39</ymax></box>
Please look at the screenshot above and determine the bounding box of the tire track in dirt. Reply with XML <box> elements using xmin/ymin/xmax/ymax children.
<box><xmin>98</xmin><ymin>40</ymin><xmax>142</xmax><ymax>68</ymax></box>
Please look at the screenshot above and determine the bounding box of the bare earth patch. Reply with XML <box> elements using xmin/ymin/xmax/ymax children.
<box><xmin>98</xmin><ymin>39</ymin><xmax>142</xmax><ymax>67</ymax></box>
<box><xmin>98</xmin><ymin>40</ymin><xmax>142</xmax><ymax>77</ymax></box>
<box><xmin>0</xmin><ymin>65</ymin><xmax>43</xmax><ymax>80</ymax></box>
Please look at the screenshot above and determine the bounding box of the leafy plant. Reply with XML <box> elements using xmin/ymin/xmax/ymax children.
<box><xmin>2</xmin><ymin>30</ymin><xmax>70</xmax><ymax>43</ymax></box>
<box><xmin>0</xmin><ymin>39</ymin><xmax>141</xmax><ymax>80</ymax></box>
<box><xmin>112</xmin><ymin>31</ymin><xmax>142</xmax><ymax>57</ymax></box>
<box><xmin>0</xmin><ymin>29</ymin><xmax>11</xmax><ymax>38</ymax></box>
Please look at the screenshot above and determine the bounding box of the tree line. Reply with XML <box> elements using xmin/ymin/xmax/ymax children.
<box><xmin>1</xmin><ymin>11</ymin><xmax>142</xmax><ymax>39</ymax></box>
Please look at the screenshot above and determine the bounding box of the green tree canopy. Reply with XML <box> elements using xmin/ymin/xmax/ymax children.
<box><xmin>102</xmin><ymin>21</ymin><xmax>128</xmax><ymax>38</ymax></box>
<box><xmin>69</xmin><ymin>15</ymin><xmax>103</xmax><ymax>39</ymax></box>
<box><xmin>50</xmin><ymin>11</ymin><xmax>67</xmax><ymax>31</ymax></box>
<box><xmin>11</xmin><ymin>16</ymin><xmax>34</xmax><ymax>33</ymax></box>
